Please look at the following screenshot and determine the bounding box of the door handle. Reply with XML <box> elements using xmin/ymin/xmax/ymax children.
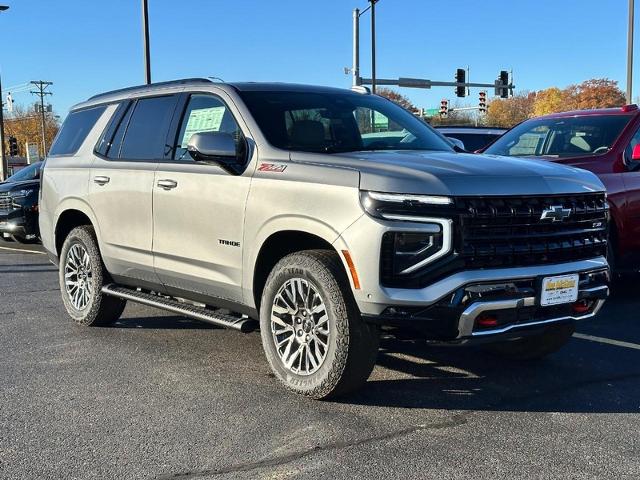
<box><xmin>157</xmin><ymin>179</ymin><xmax>178</xmax><ymax>190</ymax></box>
<box><xmin>94</xmin><ymin>175</ymin><xmax>110</xmax><ymax>186</ymax></box>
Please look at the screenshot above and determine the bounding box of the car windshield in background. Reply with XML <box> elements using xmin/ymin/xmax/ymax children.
<box><xmin>448</xmin><ymin>133</ymin><xmax>502</xmax><ymax>152</ymax></box>
<box><xmin>484</xmin><ymin>114</ymin><xmax>633</xmax><ymax>158</ymax></box>
<box><xmin>5</xmin><ymin>162</ymin><xmax>41</xmax><ymax>183</ymax></box>
<box><xmin>238</xmin><ymin>90</ymin><xmax>453</xmax><ymax>154</ymax></box>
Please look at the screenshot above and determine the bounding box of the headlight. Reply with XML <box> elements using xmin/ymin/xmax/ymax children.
<box><xmin>381</xmin><ymin>219</ymin><xmax>453</xmax><ymax>277</ymax></box>
<box><xmin>360</xmin><ymin>190</ymin><xmax>453</xmax><ymax>221</ymax></box>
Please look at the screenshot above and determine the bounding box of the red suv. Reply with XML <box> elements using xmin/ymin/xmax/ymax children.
<box><xmin>483</xmin><ymin>105</ymin><xmax>640</xmax><ymax>272</ymax></box>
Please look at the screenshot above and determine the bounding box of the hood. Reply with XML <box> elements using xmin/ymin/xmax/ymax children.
<box><xmin>0</xmin><ymin>179</ymin><xmax>40</xmax><ymax>193</ymax></box>
<box><xmin>299</xmin><ymin>150</ymin><xmax>605</xmax><ymax>196</ymax></box>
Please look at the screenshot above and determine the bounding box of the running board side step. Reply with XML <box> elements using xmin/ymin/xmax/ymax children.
<box><xmin>101</xmin><ymin>284</ymin><xmax>258</xmax><ymax>333</ymax></box>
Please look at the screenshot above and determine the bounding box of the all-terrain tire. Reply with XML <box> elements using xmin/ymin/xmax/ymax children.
<box><xmin>59</xmin><ymin>225</ymin><xmax>126</xmax><ymax>326</ymax></box>
<box><xmin>260</xmin><ymin>250</ymin><xmax>380</xmax><ymax>399</ymax></box>
<box><xmin>485</xmin><ymin>322</ymin><xmax>575</xmax><ymax>361</ymax></box>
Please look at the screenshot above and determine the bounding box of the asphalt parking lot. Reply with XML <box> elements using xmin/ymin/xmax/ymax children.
<box><xmin>1</xmin><ymin>240</ymin><xmax>639</xmax><ymax>480</ymax></box>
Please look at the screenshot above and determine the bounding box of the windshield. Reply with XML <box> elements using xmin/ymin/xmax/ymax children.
<box><xmin>485</xmin><ymin>114</ymin><xmax>632</xmax><ymax>158</ymax></box>
<box><xmin>238</xmin><ymin>90</ymin><xmax>453</xmax><ymax>154</ymax></box>
<box><xmin>445</xmin><ymin>132</ymin><xmax>502</xmax><ymax>152</ymax></box>
<box><xmin>5</xmin><ymin>162</ymin><xmax>42</xmax><ymax>183</ymax></box>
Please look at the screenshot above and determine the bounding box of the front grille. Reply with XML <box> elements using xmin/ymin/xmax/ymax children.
<box><xmin>457</xmin><ymin>193</ymin><xmax>608</xmax><ymax>269</ymax></box>
<box><xmin>0</xmin><ymin>193</ymin><xmax>12</xmax><ymax>211</ymax></box>
<box><xmin>380</xmin><ymin>192</ymin><xmax>608</xmax><ymax>288</ymax></box>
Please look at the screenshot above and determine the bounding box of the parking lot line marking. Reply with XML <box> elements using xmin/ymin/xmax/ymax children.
<box><xmin>0</xmin><ymin>245</ymin><xmax>46</xmax><ymax>255</ymax></box>
<box><xmin>573</xmin><ymin>333</ymin><xmax>640</xmax><ymax>351</ymax></box>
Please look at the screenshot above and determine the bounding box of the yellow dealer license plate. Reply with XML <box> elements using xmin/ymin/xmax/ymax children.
<box><xmin>540</xmin><ymin>274</ymin><xmax>579</xmax><ymax>307</ymax></box>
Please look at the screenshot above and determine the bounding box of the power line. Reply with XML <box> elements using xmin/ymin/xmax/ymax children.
<box><xmin>30</xmin><ymin>80</ymin><xmax>53</xmax><ymax>157</ymax></box>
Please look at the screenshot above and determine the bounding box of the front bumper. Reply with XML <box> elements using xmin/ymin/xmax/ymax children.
<box><xmin>0</xmin><ymin>208</ymin><xmax>39</xmax><ymax>239</ymax></box>
<box><xmin>362</xmin><ymin>262</ymin><xmax>609</xmax><ymax>342</ymax></box>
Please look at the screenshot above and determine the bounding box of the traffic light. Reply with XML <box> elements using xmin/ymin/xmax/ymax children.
<box><xmin>495</xmin><ymin>70</ymin><xmax>510</xmax><ymax>98</ymax></box>
<box><xmin>478</xmin><ymin>91</ymin><xmax>487</xmax><ymax>114</ymax></box>
<box><xmin>439</xmin><ymin>99</ymin><xmax>449</xmax><ymax>118</ymax></box>
<box><xmin>8</xmin><ymin>136</ymin><xmax>18</xmax><ymax>157</ymax></box>
<box><xmin>455</xmin><ymin>68</ymin><xmax>466</xmax><ymax>97</ymax></box>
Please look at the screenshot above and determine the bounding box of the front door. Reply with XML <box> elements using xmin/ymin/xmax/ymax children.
<box><xmin>152</xmin><ymin>93</ymin><xmax>251</xmax><ymax>303</ymax></box>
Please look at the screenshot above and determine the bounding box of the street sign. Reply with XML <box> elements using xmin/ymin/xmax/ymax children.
<box><xmin>423</xmin><ymin>108</ymin><xmax>440</xmax><ymax>117</ymax></box>
<box><xmin>26</xmin><ymin>142</ymin><xmax>39</xmax><ymax>164</ymax></box>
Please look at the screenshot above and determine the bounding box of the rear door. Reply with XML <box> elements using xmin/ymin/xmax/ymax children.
<box><xmin>152</xmin><ymin>92</ymin><xmax>252</xmax><ymax>303</ymax></box>
<box><xmin>89</xmin><ymin>94</ymin><xmax>179</xmax><ymax>286</ymax></box>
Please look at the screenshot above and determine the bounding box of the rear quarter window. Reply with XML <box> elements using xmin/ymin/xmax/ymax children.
<box><xmin>48</xmin><ymin>105</ymin><xmax>107</xmax><ymax>157</ymax></box>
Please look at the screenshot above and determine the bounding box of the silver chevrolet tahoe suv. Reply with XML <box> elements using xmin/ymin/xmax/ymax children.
<box><xmin>40</xmin><ymin>78</ymin><xmax>610</xmax><ymax>399</ymax></box>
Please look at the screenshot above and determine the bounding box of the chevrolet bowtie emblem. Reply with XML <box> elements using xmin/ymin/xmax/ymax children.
<box><xmin>540</xmin><ymin>205</ymin><xmax>572</xmax><ymax>222</ymax></box>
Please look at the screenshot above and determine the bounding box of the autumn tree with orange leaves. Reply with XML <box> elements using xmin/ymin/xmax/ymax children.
<box><xmin>376</xmin><ymin>88</ymin><xmax>417</xmax><ymax>112</ymax></box>
<box><xmin>486</xmin><ymin>78</ymin><xmax>626</xmax><ymax>127</ymax></box>
<box><xmin>5</xmin><ymin>105</ymin><xmax>59</xmax><ymax>158</ymax></box>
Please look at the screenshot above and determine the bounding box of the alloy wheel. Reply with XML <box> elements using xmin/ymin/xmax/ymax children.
<box><xmin>270</xmin><ymin>278</ymin><xmax>329</xmax><ymax>375</ymax></box>
<box><xmin>64</xmin><ymin>243</ymin><xmax>94</xmax><ymax>310</ymax></box>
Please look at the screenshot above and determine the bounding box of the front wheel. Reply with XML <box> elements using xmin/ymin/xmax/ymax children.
<box><xmin>260</xmin><ymin>250</ymin><xmax>379</xmax><ymax>399</ymax></box>
<box><xmin>59</xmin><ymin>225</ymin><xmax>126</xmax><ymax>326</ymax></box>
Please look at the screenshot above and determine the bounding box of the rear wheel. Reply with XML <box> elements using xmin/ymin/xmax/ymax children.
<box><xmin>59</xmin><ymin>225</ymin><xmax>126</xmax><ymax>326</ymax></box>
<box><xmin>485</xmin><ymin>322</ymin><xmax>575</xmax><ymax>361</ymax></box>
<box><xmin>260</xmin><ymin>250</ymin><xmax>379</xmax><ymax>399</ymax></box>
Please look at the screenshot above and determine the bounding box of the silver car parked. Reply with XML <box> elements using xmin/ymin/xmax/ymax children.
<box><xmin>40</xmin><ymin>79</ymin><xmax>610</xmax><ymax>398</ymax></box>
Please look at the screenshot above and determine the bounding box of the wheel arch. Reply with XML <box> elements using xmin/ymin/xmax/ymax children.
<box><xmin>251</xmin><ymin>229</ymin><xmax>350</xmax><ymax>312</ymax></box>
<box><xmin>54</xmin><ymin>201</ymin><xmax>100</xmax><ymax>257</ymax></box>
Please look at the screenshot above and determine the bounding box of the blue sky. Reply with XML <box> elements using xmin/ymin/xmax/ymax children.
<box><xmin>0</xmin><ymin>0</ymin><xmax>634</xmax><ymax>117</ymax></box>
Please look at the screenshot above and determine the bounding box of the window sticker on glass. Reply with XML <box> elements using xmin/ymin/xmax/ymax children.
<box><xmin>181</xmin><ymin>106</ymin><xmax>226</xmax><ymax>147</ymax></box>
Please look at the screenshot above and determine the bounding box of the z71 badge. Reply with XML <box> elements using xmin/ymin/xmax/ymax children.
<box><xmin>258</xmin><ymin>163</ymin><xmax>287</xmax><ymax>173</ymax></box>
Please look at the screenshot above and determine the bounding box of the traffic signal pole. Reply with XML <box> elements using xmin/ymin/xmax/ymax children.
<box><xmin>359</xmin><ymin>76</ymin><xmax>514</xmax><ymax>94</ymax></box>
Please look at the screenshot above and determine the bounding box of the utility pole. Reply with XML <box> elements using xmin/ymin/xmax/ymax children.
<box><xmin>142</xmin><ymin>0</ymin><xmax>151</xmax><ymax>84</ymax></box>
<box><xmin>628</xmin><ymin>0</ymin><xmax>635</xmax><ymax>104</ymax></box>
<box><xmin>30</xmin><ymin>80</ymin><xmax>53</xmax><ymax>158</ymax></box>
<box><xmin>370</xmin><ymin>0</ymin><xmax>377</xmax><ymax>93</ymax></box>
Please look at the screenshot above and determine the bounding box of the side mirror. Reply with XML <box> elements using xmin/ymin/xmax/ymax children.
<box><xmin>445</xmin><ymin>136</ymin><xmax>466</xmax><ymax>152</ymax></box>
<box><xmin>187</xmin><ymin>131</ymin><xmax>245</xmax><ymax>175</ymax></box>
<box><xmin>632</xmin><ymin>144</ymin><xmax>640</xmax><ymax>161</ymax></box>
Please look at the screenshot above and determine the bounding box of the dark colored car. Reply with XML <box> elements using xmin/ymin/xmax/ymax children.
<box><xmin>482</xmin><ymin>105</ymin><xmax>640</xmax><ymax>272</ymax></box>
<box><xmin>435</xmin><ymin>126</ymin><xmax>506</xmax><ymax>151</ymax></box>
<box><xmin>0</xmin><ymin>162</ymin><xmax>43</xmax><ymax>243</ymax></box>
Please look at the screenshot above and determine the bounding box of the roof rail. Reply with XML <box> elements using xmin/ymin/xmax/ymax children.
<box><xmin>87</xmin><ymin>77</ymin><xmax>214</xmax><ymax>101</ymax></box>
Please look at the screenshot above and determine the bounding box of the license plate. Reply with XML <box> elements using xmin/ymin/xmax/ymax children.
<box><xmin>540</xmin><ymin>274</ymin><xmax>579</xmax><ymax>306</ymax></box>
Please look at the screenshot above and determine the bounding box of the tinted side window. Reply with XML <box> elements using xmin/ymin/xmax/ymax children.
<box><xmin>173</xmin><ymin>94</ymin><xmax>243</xmax><ymax>160</ymax></box>
<box><xmin>49</xmin><ymin>106</ymin><xmax>107</xmax><ymax>156</ymax></box>
<box><xmin>119</xmin><ymin>95</ymin><xmax>178</xmax><ymax>160</ymax></box>
<box><xmin>95</xmin><ymin>101</ymin><xmax>131</xmax><ymax>157</ymax></box>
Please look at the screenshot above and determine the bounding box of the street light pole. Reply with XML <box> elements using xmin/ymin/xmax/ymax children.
<box><xmin>142</xmin><ymin>0</ymin><xmax>151</xmax><ymax>85</ymax></box>
<box><xmin>370</xmin><ymin>0</ymin><xmax>376</xmax><ymax>93</ymax></box>
<box><xmin>628</xmin><ymin>0</ymin><xmax>635</xmax><ymax>104</ymax></box>
<box><xmin>352</xmin><ymin>8</ymin><xmax>360</xmax><ymax>86</ymax></box>
<box><xmin>0</xmin><ymin>5</ymin><xmax>9</xmax><ymax>181</ymax></box>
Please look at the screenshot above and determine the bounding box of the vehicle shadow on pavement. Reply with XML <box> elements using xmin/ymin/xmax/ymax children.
<box><xmin>346</xmin><ymin>285</ymin><xmax>640</xmax><ymax>413</ymax></box>
<box><xmin>345</xmin><ymin>339</ymin><xmax>640</xmax><ymax>413</ymax></box>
